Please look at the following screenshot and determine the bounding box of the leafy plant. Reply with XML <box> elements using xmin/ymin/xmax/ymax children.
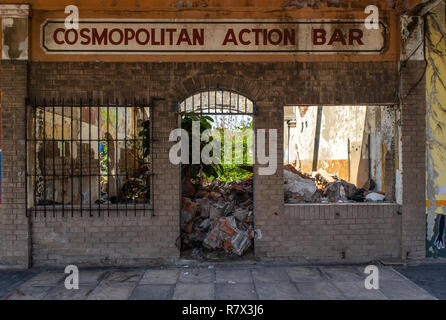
<box><xmin>139</xmin><ymin>120</ymin><xmax>151</xmax><ymax>158</ymax></box>
<box><xmin>181</xmin><ymin>113</ymin><xmax>223</xmax><ymax>181</ymax></box>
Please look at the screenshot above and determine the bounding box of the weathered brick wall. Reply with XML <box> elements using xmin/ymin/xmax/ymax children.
<box><xmin>31</xmin><ymin>210</ymin><xmax>177</xmax><ymax>267</ymax></box>
<box><xmin>0</xmin><ymin>61</ymin><xmax>415</xmax><ymax>267</ymax></box>
<box><xmin>0</xmin><ymin>61</ymin><xmax>30</xmax><ymax>269</ymax></box>
<box><xmin>400</xmin><ymin>61</ymin><xmax>426</xmax><ymax>259</ymax></box>
<box><xmin>272</xmin><ymin>204</ymin><xmax>401</xmax><ymax>262</ymax></box>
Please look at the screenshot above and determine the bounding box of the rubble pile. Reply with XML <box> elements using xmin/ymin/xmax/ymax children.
<box><xmin>180</xmin><ymin>176</ymin><xmax>259</xmax><ymax>256</ymax></box>
<box><xmin>284</xmin><ymin>164</ymin><xmax>387</xmax><ymax>203</ymax></box>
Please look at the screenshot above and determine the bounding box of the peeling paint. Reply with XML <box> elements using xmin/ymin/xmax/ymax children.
<box><xmin>284</xmin><ymin>105</ymin><xmax>396</xmax><ymax>191</ymax></box>
<box><xmin>1</xmin><ymin>17</ymin><xmax>28</xmax><ymax>60</ymax></box>
<box><xmin>425</xmin><ymin>2</ymin><xmax>446</xmax><ymax>257</ymax></box>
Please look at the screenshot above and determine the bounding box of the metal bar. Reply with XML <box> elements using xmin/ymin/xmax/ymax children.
<box><xmin>133</xmin><ymin>101</ymin><xmax>137</xmax><ymax>217</ymax></box>
<box><xmin>43</xmin><ymin>99</ymin><xmax>46</xmax><ymax>218</ymax></box>
<box><xmin>71</xmin><ymin>99</ymin><xmax>74</xmax><ymax>217</ymax></box>
<box><xmin>61</xmin><ymin>98</ymin><xmax>65</xmax><ymax>217</ymax></box>
<box><xmin>97</xmin><ymin>100</ymin><xmax>101</xmax><ymax>213</ymax></box>
<box><xmin>27</xmin><ymin>173</ymin><xmax>154</xmax><ymax>178</ymax></box>
<box><xmin>25</xmin><ymin>99</ymin><xmax>29</xmax><ymax>217</ymax></box>
<box><xmin>33</xmin><ymin>98</ymin><xmax>37</xmax><ymax>218</ymax></box>
<box><xmin>52</xmin><ymin>99</ymin><xmax>56</xmax><ymax>216</ymax></box>
<box><xmin>79</xmin><ymin>99</ymin><xmax>83</xmax><ymax>217</ymax></box>
<box><xmin>106</xmin><ymin>98</ymin><xmax>110</xmax><ymax>216</ymax></box>
<box><xmin>116</xmin><ymin>99</ymin><xmax>120</xmax><ymax>217</ymax></box>
<box><xmin>124</xmin><ymin>101</ymin><xmax>128</xmax><ymax>216</ymax></box>
<box><xmin>89</xmin><ymin>99</ymin><xmax>92</xmax><ymax>217</ymax></box>
<box><xmin>26</xmin><ymin>138</ymin><xmax>146</xmax><ymax>142</ymax></box>
<box><xmin>148</xmin><ymin>99</ymin><xmax>153</xmax><ymax>217</ymax></box>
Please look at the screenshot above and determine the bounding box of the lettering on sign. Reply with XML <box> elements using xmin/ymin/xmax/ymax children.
<box><xmin>41</xmin><ymin>20</ymin><xmax>387</xmax><ymax>54</ymax></box>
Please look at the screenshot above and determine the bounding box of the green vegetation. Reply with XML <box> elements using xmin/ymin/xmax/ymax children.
<box><xmin>181</xmin><ymin>113</ymin><xmax>253</xmax><ymax>183</ymax></box>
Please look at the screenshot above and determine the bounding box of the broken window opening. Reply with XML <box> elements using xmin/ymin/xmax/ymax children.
<box><xmin>178</xmin><ymin>89</ymin><xmax>258</xmax><ymax>259</ymax></box>
<box><xmin>25</xmin><ymin>100</ymin><xmax>152</xmax><ymax>216</ymax></box>
<box><xmin>284</xmin><ymin>105</ymin><xmax>399</xmax><ymax>204</ymax></box>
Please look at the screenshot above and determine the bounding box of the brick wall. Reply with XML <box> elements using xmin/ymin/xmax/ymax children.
<box><xmin>31</xmin><ymin>210</ymin><xmax>177</xmax><ymax>267</ymax></box>
<box><xmin>0</xmin><ymin>60</ymin><xmax>421</xmax><ymax>267</ymax></box>
<box><xmin>400</xmin><ymin>61</ymin><xmax>427</xmax><ymax>260</ymax></box>
<box><xmin>0</xmin><ymin>61</ymin><xmax>30</xmax><ymax>269</ymax></box>
<box><xmin>270</xmin><ymin>204</ymin><xmax>401</xmax><ymax>262</ymax></box>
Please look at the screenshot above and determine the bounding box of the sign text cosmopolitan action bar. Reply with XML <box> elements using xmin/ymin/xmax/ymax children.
<box><xmin>41</xmin><ymin>20</ymin><xmax>387</xmax><ymax>54</ymax></box>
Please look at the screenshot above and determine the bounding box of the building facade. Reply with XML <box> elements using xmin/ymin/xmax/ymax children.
<box><xmin>0</xmin><ymin>0</ymin><xmax>432</xmax><ymax>268</ymax></box>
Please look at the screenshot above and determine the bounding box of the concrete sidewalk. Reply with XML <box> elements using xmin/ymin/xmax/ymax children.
<box><xmin>396</xmin><ymin>261</ymin><xmax>446</xmax><ymax>300</ymax></box>
<box><xmin>0</xmin><ymin>265</ymin><xmax>436</xmax><ymax>300</ymax></box>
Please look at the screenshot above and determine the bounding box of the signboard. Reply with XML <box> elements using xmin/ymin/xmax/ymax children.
<box><xmin>41</xmin><ymin>20</ymin><xmax>387</xmax><ymax>54</ymax></box>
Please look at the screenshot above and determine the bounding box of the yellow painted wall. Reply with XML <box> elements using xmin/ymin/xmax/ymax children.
<box><xmin>425</xmin><ymin>2</ymin><xmax>446</xmax><ymax>256</ymax></box>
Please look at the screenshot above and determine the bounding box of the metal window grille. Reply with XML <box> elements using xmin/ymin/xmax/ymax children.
<box><xmin>176</xmin><ymin>89</ymin><xmax>256</xmax><ymax>115</ymax></box>
<box><xmin>25</xmin><ymin>99</ymin><xmax>153</xmax><ymax>217</ymax></box>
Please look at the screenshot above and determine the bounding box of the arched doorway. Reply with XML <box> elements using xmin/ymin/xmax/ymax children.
<box><xmin>177</xmin><ymin>89</ymin><xmax>256</xmax><ymax>260</ymax></box>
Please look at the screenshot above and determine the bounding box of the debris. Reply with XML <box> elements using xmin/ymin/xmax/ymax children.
<box><xmin>315</xmin><ymin>168</ymin><xmax>336</xmax><ymax>185</ymax></box>
<box><xmin>284</xmin><ymin>168</ymin><xmax>317</xmax><ymax>202</ymax></box>
<box><xmin>350</xmin><ymin>188</ymin><xmax>366</xmax><ymax>202</ymax></box>
<box><xmin>284</xmin><ymin>164</ymin><xmax>386</xmax><ymax>204</ymax></box>
<box><xmin>324</xmin><ymin>180</ymin><xmax>356</xmax><ymax>202</ymax></box>
<box><xmin>233</xmin><ymin>208</ymin><xmax>249</xmax><ymax>222</ymax></box>
<box><xmin>365</xmin><ymin>192</ymin><xmax>386</xmax><ymax>202</ymax></box>
<box><xmin>182</xmin><ymin>175</ymin><xmax>196</xmax><ymax>197</ymax></box>
<box><xmin>362</xmin><ymin>179</ymin><xmax>376</xmax><ymax>191</ymax></box>
<box><xmin>181</xmin><ymin>176</ymin><xmax>256</xmax><ymax>256</ymax></box>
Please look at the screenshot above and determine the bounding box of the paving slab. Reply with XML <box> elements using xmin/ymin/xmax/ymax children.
<box><xmin>215</xmin><ymin>283</ymin><xmax>257</xmax><ymax>300</ymax></box>
<box><xmin>397</xmin><ymin>263</ymin><xmax>446</xmax><ymax>283</ymax></box>
<box><xmin>0</xmin><ymin>264</ymin><xmax>439</xmax><ymax>300</ymax></box>
<box><xmin>216</xmin><ymin>269</ymin><xmax>253</xmax><ymax>284</ymax></box>
<box><xmin>173</xmin><ymin>283</ymin><xmax>215</xmax><ymax>300</ymax></box>
<box><xmin>130</xmin><ymin>284</ymin><xmax>174</xmax><ymax>300</ymax></box>
<box><xmin>0</xmin><ymin>271</ymin><xmax>38</xmax><ymax>299</ymax></box>
<box><xmin>251</xmin><ymin>268</ymin><xmax>291</xmax><ymax>283</ymax></box>
<box><xmin>378</xmin><ymin>280</ymin><xmax>436</xmax><ymax>300</ymax></box>
<box><xmin>140</xmin><ymin>269</ymin><xmax>179</xmax><ymax>285</ymax></box>
<box><xmin>104</xmin><ymin>270</ymin><xmax>144</xmax><ymax>283</ymax></box>
<box><xmin>354</xmin><ymin>266</ymin><xmax>406</xmax><ymax>283</ymax></box>
<box><xmin>87</xmin><ymin>282</ymin><xmax>136</xmax><ymax>300</ymax></box>
<box><xmin>4</xmin><ymin>286</ymin><xmax>52</xmax><ymax>300</ymax></box>
<box><xmin>43</xmin><ymin>285</ymin><xmax>95</xmax><ymax>300</ymax></box>
<box><xmin>396</xmin><ymin>263</ymin><xmax>446</xmax><ymax>299</ymax></box>
<box><xmin>332</xmin><ymin>281</ymin><xmax>388</xmax><ymax>300</ymax></box>
<box><xmin>320</xmin><ymin>266</ymin><xmax>365</xmax><ymax>282</ymax></box>
<box><xmin>296</xmin><ymin>281</ymin><xmax>346</xmax><ymax>300</ymax></box>
<box><xmin>77</xmin><ymin>269</ymin><xmax>109</xmax><ymax>285</ymax></box>
<box><xmin>286</xmin><ymin>267</ymin><xmax>326</xmax><ymax>282</ymax></box>
<box><xmin>255</xmin><ymin>282</ymin><xmax>301</xmax><ymax>300</ymax></box>
<box><xmin>178</xmin><ymin>269</ymin><xmax>215</xmax><ymax>284</ymax></box>
<box><xmin>22</xmin><ymin>271</ymin><xmax>65</xmax><ymax>287</ymax></box>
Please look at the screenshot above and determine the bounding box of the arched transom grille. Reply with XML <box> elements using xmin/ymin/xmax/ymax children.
<box><xmin>177</xmin><ymin>89</ymin><xmax>255</xmax><ymax>115</ymax></box>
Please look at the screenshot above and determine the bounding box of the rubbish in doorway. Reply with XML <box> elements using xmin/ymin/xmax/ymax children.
<box><xmin>181</xmin><ymin>176</ymin><xmax>259</xmax><ymax>256</ymax></box>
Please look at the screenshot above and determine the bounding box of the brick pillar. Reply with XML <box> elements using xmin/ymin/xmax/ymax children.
<box><xmin>0</xmin><ymin>4</ymin><xmax>30</xmax><ymax>268</ymax></box>
<box><xmin>151</xmin><ymin>97</ymin><xmax>181</xmax><ymax>258</ymax></box>
<box><xmin>400</xmin><ymin>60</ymin><xmax>426</xmax><ymax>260</ymax></box>
<box><xmin>0</xmin><ymin>61</ymin><xmax>30</xmax><ymax>268</ymax></box>
<box><xmin>254</xmin><ymin>101</ymin><xmax>285</xmax><ymax>258</ymax></box>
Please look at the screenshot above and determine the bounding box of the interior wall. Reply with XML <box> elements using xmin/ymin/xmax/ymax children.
<box><xmin>284</xmin><ymin>105</ymin><xmax>397</xmax><ymax>194</ymax></box>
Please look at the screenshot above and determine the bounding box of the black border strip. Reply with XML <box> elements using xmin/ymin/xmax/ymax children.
<box><xmin>41</xmin><ymin>20</ymin><xmax>387</xmax><ymax>53</ymax></box>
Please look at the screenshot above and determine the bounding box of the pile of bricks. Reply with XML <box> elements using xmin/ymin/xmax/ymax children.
<box><xmin>180</xmin><ymin>177</ymin><xmax>259</xmax><ymax>256</ymax></box>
